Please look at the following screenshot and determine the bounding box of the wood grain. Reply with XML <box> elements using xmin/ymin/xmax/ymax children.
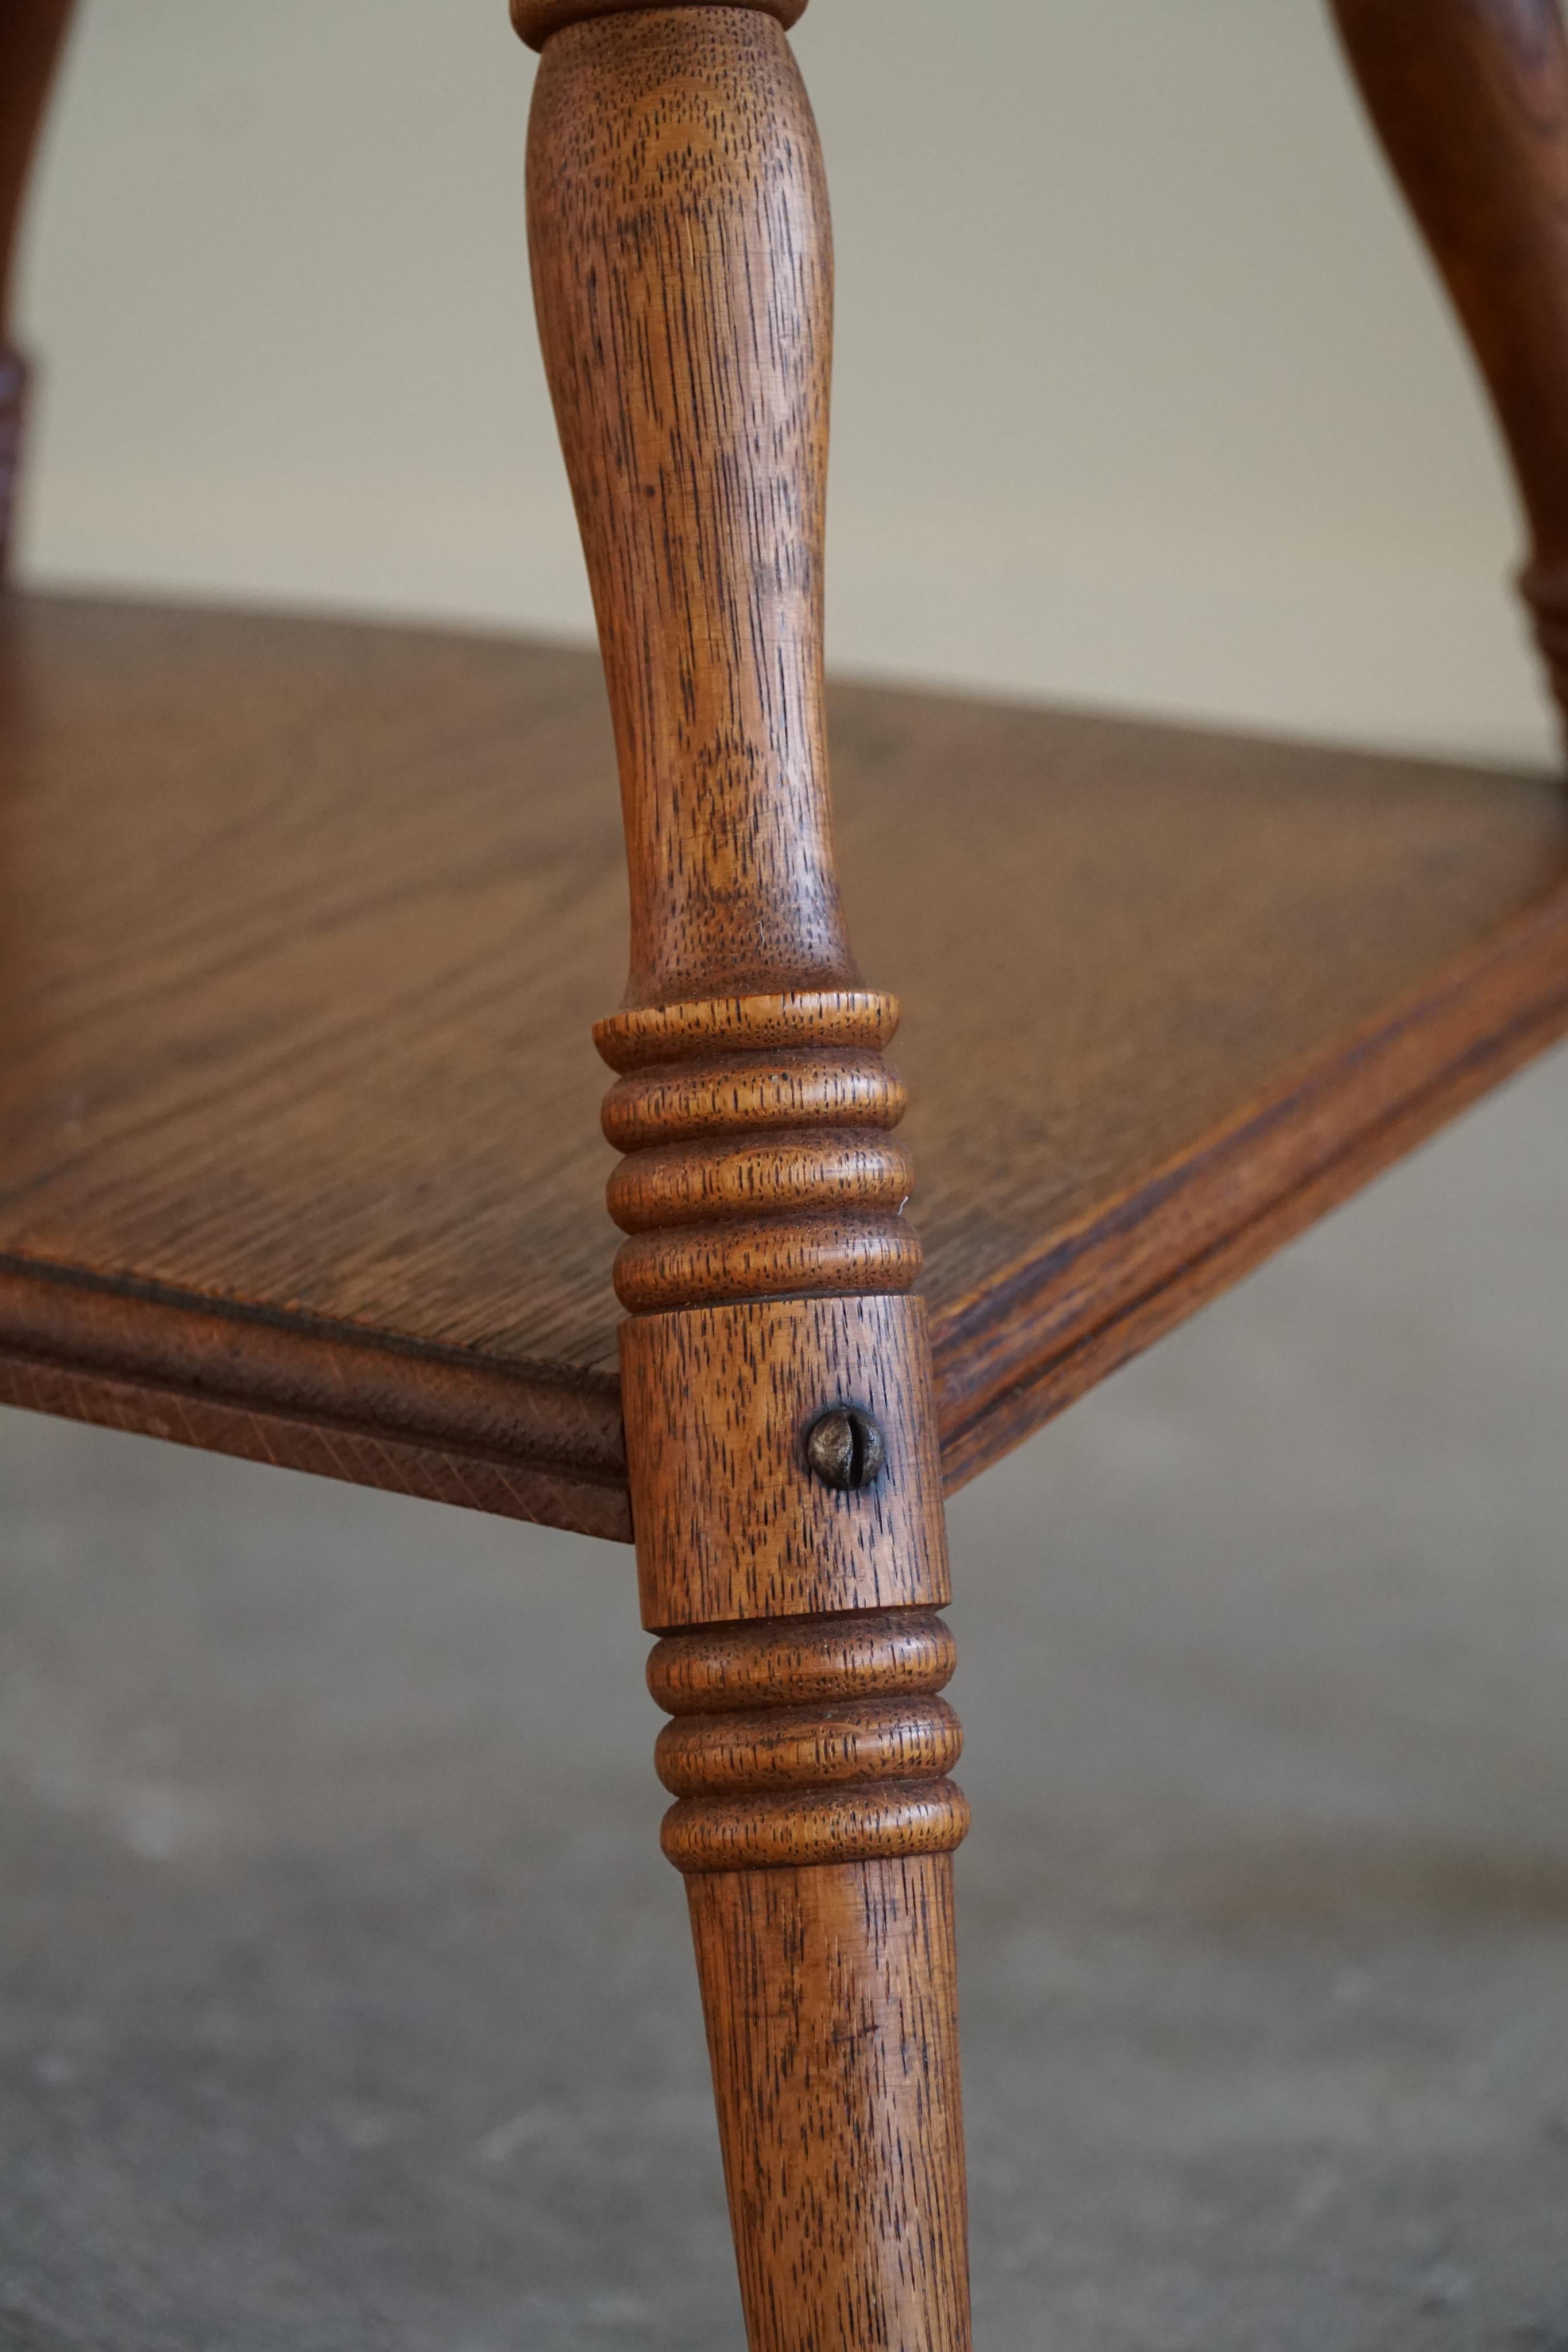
<box><xmin>647</xmin><ymin>1604</ymin><xmax>957</xmax><ymax>1716</ymax></box>
<box><xmin>622</xmin><ymin>1295</ymin><xmax>948</xmax><ymax>1628</ymax></box>
<box><xmin>934</xmin><ymin>872</ymin><xmax>1568</xmax><ymax>1484</ymax></box>
<box><xmin>0</xmin><ymin>1345</ymin><xmax>631</xmax><ymax>1539</ymax></box>
<box><xmin>1330</xmin><ymin>0</ymin><xmax>1568</xmax><ymax>739</ymax></box>
<box><xmin>0</xmin><ymin>1254</ymin><xmax>629</xmax><ymax>1535</ymax></box>
<box><xmin>526</xmin><ymin>11</ymin><xmax>969</xmax><ymax>2339</ymax></box>
<box><xmin>514</xmin><ymin>0</ymin><xmax>808</xmax><ymax>53</ymax></box>
<box><xmin>0</xmin><ymin>0</ymin><xmax>75</xmax><ymax>575</ymax></box>
<box><xmin>598</xmin><ymin>992</ymin><xmax>920</xmax><ymax>1312</ymax></box>
<box><xmin>688</xmin><ymin>1858</ymin><xmax>969</xmax><ymax>2352</ymax></box>
<box><xmin>3</xmin><ymin>594</ymin><xmax>1568</xmax><ymax>1526</ymax></box>
<box><xmin>650</xmin><ymin>1608</ymin><xmax>967</xmax><ymax>1874</ymax></box>
<box><xmin>528</xmin><ymin>6</ymin><xmax>848</xmax><ymax>1012</ymax></box>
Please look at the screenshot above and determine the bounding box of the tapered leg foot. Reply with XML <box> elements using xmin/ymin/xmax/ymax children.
<box><xmin>689</xmin><ymin>1857</ymin><xmax>970</xmax><ymax>2352</ymax></box>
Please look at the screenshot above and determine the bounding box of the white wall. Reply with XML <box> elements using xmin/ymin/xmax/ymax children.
<box><xmin>13</xmin><ymin>0</ymin><xmax>1555</xmax><ymax>764</ymax></box>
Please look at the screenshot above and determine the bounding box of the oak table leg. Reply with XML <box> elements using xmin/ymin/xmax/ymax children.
<box><xmin>1330</xmin><ymin>0</ymin><xmax>1568</xmax><ymax>744</ymax></box>
<box><xmin>522</xmin><ymin>4</ymin><xmax>973</xmax><ymax>2343</ymax></box>
<box><xmin>0</xmin><ymin>0</ymin><xmax>73</xmax><ymax>576</ymax></box>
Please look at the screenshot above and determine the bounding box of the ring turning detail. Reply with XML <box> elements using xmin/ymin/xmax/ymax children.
<box><xmin>650</xmin><ymin>1608</ymin><xmax>967</xmax><ymax>1874</ymax></box>
<box><xmin>596</xmin><ymin>989</ymin><xmax>921</xmax><ymax>1314</ymax></box>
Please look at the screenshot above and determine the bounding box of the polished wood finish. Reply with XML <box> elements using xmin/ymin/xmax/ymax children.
<box><xmin>622</xmin><ymin>1296</ymin><xmax>947</xmax><ymax>1629</ymax></box>
<box><xmin>1330</xmin><ymin>0</ymin><xmax>1568</xmax><ymax>740</ymax></box>
<box><xmin>0</xmin><ymin>1254</ymin><xmax>630</xmax><ymax>1539</ymax></box>
<box><xmin>3</xmin><ymin>594</ymin><xmax>1568</xmax><ymax>1529</ymax></box>
<box><xmin>514</xmin><ymin>0</ymin><xmax>807</xmax><ymax>53</ymax></box>
<box><xmin>527</xmin><ymin>10</ymin><xmax>969</xmax><ymax>2339</ymax></box>
<box><xmin>649</xmin><ymin>1609</ymin><xmax>967</xmax><ymax>1875</ymax></box>
<box><xmin>687</xmin><ymin>1857</ymin><xmax>969</xmax><ymax>2352</ymax></box>
<box><xmin>599</xmin><ymin>993</ymin><xmax>921</xmax><ymax>1313</ymax></box>
<box><xmin>528</xmin><ymin>6</ymin><xmax>846</xmax><ymax>1013</ymax></box>
<box><xmin>0</xmin><ymin>0</ymin><xmax>73</xmax><ymax>575</ymax></box>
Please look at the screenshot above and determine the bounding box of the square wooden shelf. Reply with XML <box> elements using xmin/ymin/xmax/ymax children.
<box><xmin>3</xmin><ymin>591</ymin><xmax>1566</xmax><ymax>1541</ymax></box>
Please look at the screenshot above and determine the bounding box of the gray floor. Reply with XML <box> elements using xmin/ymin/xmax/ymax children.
<box><xmin>3</xmin><ymin>1056</ymin><xmax>1568</xmax><ymax>2351</ymax></box>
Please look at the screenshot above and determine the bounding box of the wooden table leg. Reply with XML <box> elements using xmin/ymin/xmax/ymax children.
<box><xmin>524</xmin><ymin>6</ymin><xmax>973</xmax><ymax>2341</ymax></box>
<box><xmin>0</xmin><ymin>0</ymin><xmax>72</xmax><ymax>326</ymax></box>
<box><xmin>1330</xmin><ymin>0</ymin><xmax>1568</xmax><ymax>746</ymax></box>
<box><xmin>0</xmin><ymin>0</ymin><xmax>75</xmax><ymax>577</ymax></box>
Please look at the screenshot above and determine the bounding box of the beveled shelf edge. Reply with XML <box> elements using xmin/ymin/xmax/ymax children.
<box><xmin>0</xmin><ymin>1257</ymin><xmax>632</xmax><ymax>1542</ymax></box>
<box><xmin>5</xmin><ymin>878</ymin><xmax>1566</xmax><ymax>1539</ymax></box>
<box><xmin>0</xmin><ymin>1351</ymin><xmax>633</xmax><ymax>1541</ymax></box>
<box><xmin>931</xmin><ymin>880</ymin><xmax>1568</xmax><ymax>1492</ymax></box>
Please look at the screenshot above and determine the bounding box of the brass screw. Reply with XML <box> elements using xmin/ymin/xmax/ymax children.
<box><xmin>806</xmin><ymin>1407</ymin><xmax>886</xmax><ymax>1492</ymax></box>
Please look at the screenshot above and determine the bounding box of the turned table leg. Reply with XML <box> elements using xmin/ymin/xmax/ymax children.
<box><xmin>1330</xmin><ymin>0</ymin><xmax>1568</xmax><ymax>745</ymax></box>
<box><xmin>521</xmin><ymin>3</ymin><xmax>973</xmax><ymax>2341</ymax></box>
<box><xmin>0</xmin><ymin>0</ymin><xmax>73</xmax><ymax>577</ymax></box>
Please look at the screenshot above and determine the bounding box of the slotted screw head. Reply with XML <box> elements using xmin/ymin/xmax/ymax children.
<box><xmin>805</xmin><ymin>1406</ymin><xmax>886</xmax><ymax>1493</ymax></box>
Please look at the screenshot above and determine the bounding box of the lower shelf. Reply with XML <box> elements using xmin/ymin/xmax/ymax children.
<box><xmin>2</xmin><ymin>591</ymin><xmax>1565</xmax><ymax>1538</ymax></box>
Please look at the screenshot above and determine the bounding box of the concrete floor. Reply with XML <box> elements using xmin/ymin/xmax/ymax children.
<box><xmin>3</xmin><ymin>1054</ymin><xmax>1567</xmax><ymax>2351</ymax></box>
